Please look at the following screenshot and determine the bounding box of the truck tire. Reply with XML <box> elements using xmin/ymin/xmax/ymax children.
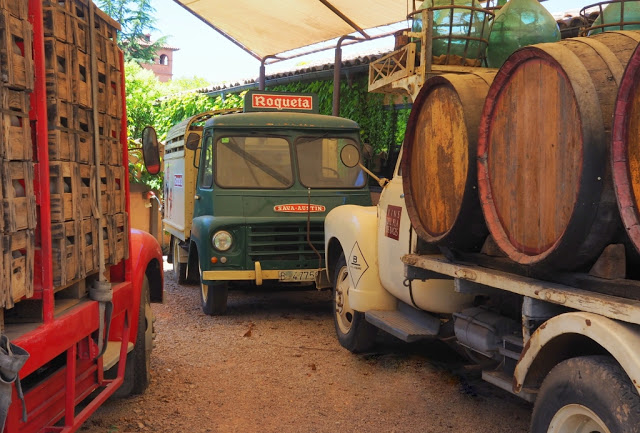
<box><xmin>199</xmin><ymin>260</ymin><xmax>228</xmax><ymax>315</ymax></box>
<box><xmin>172</xmin><ymin>237</ymin><xmax>187</xmax><ymax>284</ymax></box>
<box><xmin>531</xmin><ymin>355</ymin><xmax>640</xmax><ymax>433</ymax></box>
<box><xmin>112</xmin><ymin>275</ymin><xmax>153</xmax><ymax>397</ymax></box>
<box><xmin>332</xmin><ymin>253</ymin><xmax>376</xmax><ymax>353</ymax></box>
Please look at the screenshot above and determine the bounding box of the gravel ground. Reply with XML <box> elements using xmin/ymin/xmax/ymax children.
<box><xmin>81</xmin><ymin>258</ymin><xmax>532</xmax><ymax>433</ymax></box>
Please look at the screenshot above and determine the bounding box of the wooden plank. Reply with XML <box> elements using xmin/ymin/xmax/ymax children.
<box><xmin>403</xmin><ymin>253</ymin><xmax>640</xmax><ymax>326</ymax></box>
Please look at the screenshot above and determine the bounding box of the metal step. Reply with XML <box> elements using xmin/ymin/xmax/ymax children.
<box><xmin>482</xmin><ymin>370</ymin><xmax>537</xmax><ymax>403</ymax></box>
<box><xmin>365</xmin><ymin>302</ymin><xmax>440</xmax><ymax>343</ymax></box>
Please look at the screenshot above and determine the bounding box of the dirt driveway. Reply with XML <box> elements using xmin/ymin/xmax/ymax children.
<box><xmin>82</xmin><ymin>259</ymin><xmax>532</xmax><ymax>433</ymax></box>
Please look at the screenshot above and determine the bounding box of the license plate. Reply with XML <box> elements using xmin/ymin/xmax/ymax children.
<box><xmin>278</xmin><ymin>270</ymin><xmax>318</xmax><ymax>282</ymax></box>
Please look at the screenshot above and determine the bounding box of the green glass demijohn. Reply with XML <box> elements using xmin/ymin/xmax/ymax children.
<box><xmin>589</xmin><ymin>1</ymin><xmax>640</xmax><ymax>34</ymax></box>
<box><xmin>412</xmin><ymin>0</ymin><xmax>489</xmax><ymax>61</ymax></box>
<box><xmin>486</xmin><ymin>0</ymin><xmax>560</xmax><ymax>68</ymax></box>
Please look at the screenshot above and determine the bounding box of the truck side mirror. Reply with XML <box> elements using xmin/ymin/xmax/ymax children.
<box><xmin>340</xmin><ymin>144</ymin><xmax>361</xmax><ymax>168</ymax></box>
<box><xmin>185</xmin><ymin>132</ymin><xmax>200</xmax><ymax>151</ymax></box>
<box><xmin>142</xmin><ymin>126</ymin><xmax>161</xmax><ymax>175</ymax></box>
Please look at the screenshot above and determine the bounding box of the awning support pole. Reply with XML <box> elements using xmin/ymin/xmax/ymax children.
<box><xmin>333</xmin><ymin>35</ymin><xmax>362</xmax><ymax>116</ymax></box>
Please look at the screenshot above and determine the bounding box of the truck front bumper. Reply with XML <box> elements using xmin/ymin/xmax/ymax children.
<box><xmin>202</xmin><ymin>261</ymin><xmax>329</xmax><ymax>287</ymax></box>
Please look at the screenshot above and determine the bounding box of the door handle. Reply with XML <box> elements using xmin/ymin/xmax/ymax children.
<box><xmin>194</xmin><ymin>195</ymin><xmax>201</xmax><ymax>200</ymax></box>
<box><xmin>400</xmin><ymin>194</ymin><xmax>405</xmax><ymax>199</ymax></box>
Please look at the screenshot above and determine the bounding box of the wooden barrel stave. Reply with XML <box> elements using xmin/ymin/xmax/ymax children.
<box><xmin>403</xmin><ymin>71</ymin><xmax>496</xmax><ymax>251</ymax></box>
<box><xmin>613</xmin><ymin>41</ymin><xmax>640</xmax><ymax>256</ymax></box>
<box><xmin>478</xmin><ymin>31</ymin><xmax>640</xmax><ymax>270</ymax></box>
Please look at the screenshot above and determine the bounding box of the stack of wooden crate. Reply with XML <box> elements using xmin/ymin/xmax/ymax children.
<box><xmin>0</xmin><ymin>0</ymin><xmax>36</xmax><ymax>308</ymax></box>
<box><xmin>44</xmin><ymin>0</ymin><xmax>127</xmax><ymax>291</ymax></box>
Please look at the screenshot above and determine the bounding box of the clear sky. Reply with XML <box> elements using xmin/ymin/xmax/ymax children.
<box><xmin>152</xmin><ymin>0</ymin><xmax>598</xmax><ymax>84</ymax></box>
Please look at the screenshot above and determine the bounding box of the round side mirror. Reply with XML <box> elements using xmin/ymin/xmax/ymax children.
<box><xmin>142</xmin><ymin>126</ymin><xmax>161</xmax><ymax>175</ymax></box>
<box><xmin>340</xmin><ymin>144</ymin><xmax>361</xmax><ymax>168</ymax></box>
<box><xmin>185</xmin><ymin>132</ymin><xmax>201</xmax><ymax>151</ymax></box>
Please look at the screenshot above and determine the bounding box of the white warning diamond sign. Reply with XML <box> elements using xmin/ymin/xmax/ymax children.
<box><xmin>348</xmin><ymin>242</ymin><xmax>369</xmax><ymax>289</ymax></box>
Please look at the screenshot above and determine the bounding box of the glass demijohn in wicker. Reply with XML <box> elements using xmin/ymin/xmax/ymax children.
<box><xmin>587</xmin><ymin>0</ymin><xmax>640</xmax><ymax>34</ymax></box>
<box><xmin>412</xmin><ymin>0</ymin><xmax>491</xmax><ymax>66</ymax></box>
<box><xmin>486</xmin><ymin>0</ymin><xmax>560</xmax><ymax>68</ymax></box>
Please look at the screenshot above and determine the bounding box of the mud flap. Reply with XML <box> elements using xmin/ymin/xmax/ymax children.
<box><xmin>315</xmin><ymin>269</ymin><xmax>331</xmax><ymax>289</ymax></box>
<box><xmin>0</xmin><ymin>335</ymin><xmax>29</xmax><ymax>430</ymax></box>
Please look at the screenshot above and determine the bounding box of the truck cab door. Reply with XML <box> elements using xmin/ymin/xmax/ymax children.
<box><xmin>194</xmin><ymin>132</ymin><xmax>214</xmax><ymax>218</ymax></box>
<box><xmin>376</xmin><ymin>149</ymin><xmax>414</xmax><ymax>302</ymax></box>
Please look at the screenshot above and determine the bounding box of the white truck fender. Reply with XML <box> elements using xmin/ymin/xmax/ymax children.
<box><xmin>325</xmin><ymin>205</ymin><xmax>396</xmax><ymax>312</ymax></box>
<box><xmin>514</xmin><ymin>312</ymin><xmax>640</xmax><ymax>395</ymax></box>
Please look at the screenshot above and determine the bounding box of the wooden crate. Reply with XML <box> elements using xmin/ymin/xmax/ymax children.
<box><xmin>0</xmin><ymin>10</ymin><xmax>34</xmax><ymax>91</ymax></box>
<box><xmin>51</xmin><ymin>219</ymin><xmax>80</xmax><ymax>288</ymax></box>
<box><xmin>79</xmin><ymin>217</ymin><xmax>97</xmax><ymax>276</ymax></box>
<box><xmin>96</xmin><ymin>60</ymin><xmax>107</xmax><ymax>113</ymax></box>
<box><xmin>70</xmin><ymin>0</ymin><xmax>89</xmax><ymax>24</ymax></box>
<box><xmin>2</xmin><ymin>229</ymin><xmax>35</xmax><ymax>308</ymax></box>
<box><xmin>78</xmin><ymin>163</ymin><xmax>92</xmax><ymax>218</ymax></box>
<box><xmin>47</xmin><ymin>99</ymin><xmax>74</xmax><ymax>161</ymax></box>
<box><xmin>72</xmin><ymin>49</ymin><xmax>92</xmax><ymax>108</ymax></box>
<box><xmin>0</xmin><ymin>0</ymin><xmax>28</xmax><ymax>20</ymax></box>
<box><xmin>73</xmin><ymin>105</ymin><xmax>95</xmax><ymax>165</ymax></box>
<box><xmin>0</xmin><ymin>87</ymin><xmax>31</xmax><ymax>160</ymax></box>
<box><xmin>42</xmin><ymin>5</ymin><xmax>73</xmax><ymax>43</ymax></box>
<box><xmin>49</xmin><ymin>161</ymin><xmax>79</xmax><ymax>222</ymax></box>
<box><xmin>2</xmin><ymin>160</ymin><xmax>36</xmax><ymax>232</ymax></box>
<box><xmin>98</xmin><ymin>164</ymin><xmax>108</xmax><ymax>214</ymax></box>
<box><xmin>74</xmin><ymin>130</ymin><xmax>93</xmax><ymax>164</ymax></box>
<box><xmin>101</xmin><ymin>215</ymin><xmax>111</xmax><ymax>265</ymax></box>
<box><xmin>71</xmin><ymin>16</ymin><xmax>88</xmax><ymax>53</ymax></box>
<box><xmin>105</xmin><ymin>137</ymin><xmax>121</xmax><ymax>166</ymax></box>
<box><xmin>107</xmin><ymin>68</ymin><xmax>121</xmax><ymax>117</ymax></box>
<box><xmin>44</xmin><ymin>38</ymin><xmax>72</xmax><ymax>101</ymax></box>
<box><xmin>95</xmin><ymin>34</ymin><xmax>119</xmax><ymax>68</ymax></box>
<box><xmin>110</xmin><ymin>212</ymin><xmax>128</xmax><ymax>264</ymax></box>
<box><xmin>109</xmin><ymin>165</ymin><xmax>125</xmax><ymax>214</ymax></box>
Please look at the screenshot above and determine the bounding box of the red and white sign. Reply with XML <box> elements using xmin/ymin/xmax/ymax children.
<box><xmin>174</xmin><ymin>174</ymin><xmax>183</xmax><ymax>188</ymax></box>
<box><xmin>274</xmin><ymin>204</ymin><xmax>326</xmax><ymax>213</ymax></box>
<box><xmin>252</xmin><ymin>93</ymin><xmax>313</xmax><ymax>111</ymax></box>
<box><xmin>385</xmin><ymin>205</ymin><xmax>402</xmax><ymax>240</ymax></box>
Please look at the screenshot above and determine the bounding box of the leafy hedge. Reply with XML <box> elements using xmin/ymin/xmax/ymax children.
<box><xmin>126</xmin><ymin>62</ymin><xmax>411</xmax><ymax>189</ymax></box>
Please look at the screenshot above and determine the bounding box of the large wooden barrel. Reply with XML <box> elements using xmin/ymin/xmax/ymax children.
<box><xmin>478</xmin><ymin>31</ymin><xmax>640</xmax><ymax>270</ymax></box>
<box><xmin>613</xmin><ymin>42</ymin><xmax>640</xmax><ymax>256</ymax></box>
<box><xmin>403</xmin><ymin>71</ymin><xmax>496</xmax><ymax>250</ymax></box>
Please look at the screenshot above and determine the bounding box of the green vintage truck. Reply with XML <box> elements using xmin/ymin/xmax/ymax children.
<box><xmin>144</xmin><ymin>91</ymin><xmax>371</xmax><ymax>315</ymax></box>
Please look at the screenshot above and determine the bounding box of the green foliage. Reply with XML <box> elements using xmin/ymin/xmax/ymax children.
<box><xmin>268</xmin><ymin>76</ymin><xmax>409</xmax><ymax>155</ymax></box>
<box><xmin>97</xmin><ymin>0</ymin><xmax>165</xmax><ymax>63</ymax></box>
<box><xmin>124</xmin><ymin>62</ymin><xmax>246</xmax><ymax>190</ymax></box>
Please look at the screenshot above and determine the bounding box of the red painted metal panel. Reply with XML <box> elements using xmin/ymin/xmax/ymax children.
<box><xmin>28</xmin><ymin>0</ymin><xmax>54</xmax><ymax>323</ymax></box>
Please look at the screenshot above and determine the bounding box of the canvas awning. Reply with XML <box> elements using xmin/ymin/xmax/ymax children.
<box><xmin>174</xmin><ymin>0</ymin><xmax>414</xmax><ymax>60</ymax></box>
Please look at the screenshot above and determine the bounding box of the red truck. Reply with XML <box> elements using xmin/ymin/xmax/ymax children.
<box><xmin>0</xmin><ymin>1</ymin><xmax>164</xmax><ymax>431</ymax></box>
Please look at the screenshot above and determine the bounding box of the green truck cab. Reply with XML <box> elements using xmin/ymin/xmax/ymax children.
<box><xmin>151</xmin><ymin>91</ymin><xmax>371</xmax><ymax>315</ymax></box>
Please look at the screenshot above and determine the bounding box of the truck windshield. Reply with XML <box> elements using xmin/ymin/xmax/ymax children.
<box><xmin>215</xmin><ymin>136</ymin><xmax>294</xmax><ymax>189</ymax></box>
<box><xmin>296</xmin><ymin>137</ymin><xmax>367</xmax><ymax>189</ymax></box>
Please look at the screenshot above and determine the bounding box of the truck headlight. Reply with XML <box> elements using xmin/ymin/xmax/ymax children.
<box><xmin>212</xmin><ymin>231</ymin><xmax>233</xmax><ymax>251</ymax></box>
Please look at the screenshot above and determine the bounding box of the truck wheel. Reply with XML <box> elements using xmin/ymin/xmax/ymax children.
<box><xmin>531</xmin><ymin>356</ymin><xmax>640</xmax><ymax>433</ymax></box>
<box><xmin>199</xmin><ymin>261</ymin><xmax>228</xmax><ymax>315</ymax></box>
<box><xmin>333</xmin><ymin>253</ymin><xmax>376</xmax><ymax>353</ymax></box>
<box><xmin>112</xmin><ymin>275</ymin><xmax>153</xmax><ymax>397</ymax></box>
<box><xmin>172</xmin><ymin>237</ymin><xmax>187</xmax><ymax>284</ymax></box>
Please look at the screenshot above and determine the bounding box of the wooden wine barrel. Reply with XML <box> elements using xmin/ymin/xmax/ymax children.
<box><xmin>403</xmin><ymin>71</ymin><xmax>497</xmax><ymax>250</ymax></box>
<box><xmin>613</xmin><ymin>42</ymin><xmax>640</xmax><ymax>256</ymax></box>
<box><xmin>478</xmin><ymin>31</ymin><xmax>640</xmax><ymax>270</ymax></box>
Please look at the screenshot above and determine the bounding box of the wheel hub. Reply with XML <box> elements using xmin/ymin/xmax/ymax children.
<box><xmin>549</xmin><ymin>404</ymin><xmax>611</xmax><ymax>433</ymax></box>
